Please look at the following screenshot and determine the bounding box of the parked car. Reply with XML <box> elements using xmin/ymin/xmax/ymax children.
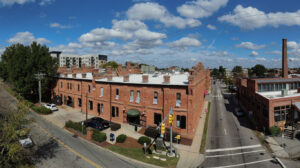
<box><xmin>44</xmin><ymin>104</ymin><xmax>58</xmax><ymax>111</ymax></box>
<box><xmin>236</xmin><ymin>110</ymin><xmax>244</xmax><ymax>117</ymax></box>
<box><xmin>83</xmin><ymin>117</ymin><xmax>110</xmax><ymax>130</ymax></box>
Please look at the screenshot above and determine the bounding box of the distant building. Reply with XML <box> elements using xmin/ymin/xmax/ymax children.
<box><xmin>140</xmin><ymin>64</ymin><xmax>155</xmax><ymax>74</ymax></box>
<box><xmin>168</xmin><ymin>66</ymin><xmax>181</xmax><ymax>72</ymax></box>
<box><xmin>58</xmin><ymin>54</ymin><xmax>107</xmax><ymax>69</ymax></box>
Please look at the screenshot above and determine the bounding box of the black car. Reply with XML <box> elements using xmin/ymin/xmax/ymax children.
<box><xmin>84</xmin><ymin>117</ymin><xmax>110</xmax><ymax>130</ymax></box>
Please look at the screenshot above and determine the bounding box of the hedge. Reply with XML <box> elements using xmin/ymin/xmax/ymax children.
<box><xmin>110</xmin><ymin>122</ymin><xmax>121</xmax><ymax>131</ymax></box>
<box><xmin>65</xmin><ymin>120</ymin><xmax>87</xmax><ymax>134</ymax></box>
<box><xmin>138</xmin><ymin>136</ymin><xmax>151</xmax><ymax>145</ymax></box>
<box><xmin>23</xmin><ymin>99</ymin><xmax>34</xmax><ymax>108</ymax></box>
<box><xmin>144</xmin><ymin>126</ymin><xmax>159</xmax><ymax>138</ymax></box>
<box><xmin>32</xmin><ymin>106</ymin><xmax>52</xmax><ymax>115</ymax></box>
<box><xmin>116</xmin><ymin>134</ymin><xmax>127</xmax><ymax>143</ymax></box>
<box><xmin>92</xmin><ymin>129</ymin><xmax>107</xmax><ymax>142</ymax></box>
<box><xmin>270</xmin><ymin>126</ymin><xmax>281</xmax><ymax>136</ymax></box>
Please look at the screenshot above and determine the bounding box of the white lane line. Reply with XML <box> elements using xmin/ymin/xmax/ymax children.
<box><xmin>206</xmin><ymin>144</ymin><xmax>261</xmax><ymax>153</ymax></box>
<box><xmin>205</xmin><ymin>149</ymin><xmax>265</xmax><ymax>158</ymax></box>
<box><xmin>224</xmin><ymin>128</ymin><xmax>227</xmax><ymax>135</ymax></box>
<box><xmin>207</xmin><ymin>158</ymin><xmax>274</xmax><ymax>168</ymax></box>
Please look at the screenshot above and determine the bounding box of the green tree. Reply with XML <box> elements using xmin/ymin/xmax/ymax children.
<box><xmin>0</xmin><ymin>103</ymin><xmax>33</xmax><ymax>167</ymax></box>
<box><xmin>232</xmin><ymin>66</ymin><xmax>243</xmax><ymax>77</ymax></box>
<box><xmin>0</xmin><ymin>42</ymin><xmax>57</xmax><ymax>101</ymax></box>
<box><xmin>211</xmin><ymin>68</ymin><xmax>219</xmax><ymax>77</ymax></box>
<box><xmin>251</xmin><ymin>64</ymin><xmax>267</xmax><ymax>77</ymax></box>
<box><xmin>102</xmin><ymin>61</ymin><xmax>119</xmax><ymax>69</ymax></box>
<box><xmin>218</xmin><ymin>66</ymin><xmax>226</xmax><ymax>78</ymax></box>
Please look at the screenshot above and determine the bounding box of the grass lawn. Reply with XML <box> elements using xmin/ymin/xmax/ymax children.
<box><xmin>106</xmin><ymin>145</ymin><xmax>179</xmax><ymax>167</ymax></box>
<box><xmin>200</xmin><ymin>101</ymin><xmax>211</xmax><ymax>153</ymax></box>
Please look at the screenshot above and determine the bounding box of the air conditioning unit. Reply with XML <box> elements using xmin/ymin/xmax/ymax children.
<box><xmin>281</xmin><ymin>89</ymin><xmax>288</xmax><ymax>97</ymax></box>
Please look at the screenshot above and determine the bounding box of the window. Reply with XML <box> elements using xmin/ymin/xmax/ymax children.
<box><xmin>274</xmin><ymin>105</ymin><xmax>290</xmax><ymax>122</ymax></box>
<box><xmin>78</xmin><ymin>98</ymin><xmax>82</xmax><ymax>107</ymax></box>
<box><xmin>97</xmin><ymin>103</ymin><xmax>100</xmax><ymax>115</ymax></box>
<box><xmin>70</xmin><ymin>83</ymin><xmax>72</xmax><ymax>90</ymax></box>
<box><xmin>136</xmin><ymin>91</ymin><xmax>140</xmax><ymax>103</ymax></box>
<box><xmin>116</xmin><ymin>107</ymin><xmax>119</xmax><ymax>117</ymax></box>
<box><xmin>61</xmin><ymin>82</ymin><xmax>63</xmax><ymax>88</ymax></box>
<box><xmin>88</xmin><ymin>85</ymin><xmax>91</xmax><ymax>93</ymax></box>
<box><xmin>112</xmin><ymin>106</ymin><xmax>115</xmax><ymax>117</ymax></box>
<box><xmin>115</xmin><ymin>89</ymin><xmax>119</xmax><ymax>100</ymax></box>
<box><xmin>130</xmin><ymin>90</ymin><xmax>134</xmax><ymax>102</ymax></box>
<box><xmin>100</xmin><ymin>87</ymin><xmax>103</xmax><ymax>97</ymax></box>
<box><xmin>176</xmin><ymin>93</ymin><xmax>181</xmax><ymax>107</ymax></box>
<box><xmin>89</xmin><ymin>100</ymin><xmax>93</xmax><ymax>110</ymax></box>
<box><xmin>274</xmin><ymin>111</ymin><xmax>280</xmax><ymax>122</ymax></box>
<box><xmin>101</xmin><ymin>104</ymin><xmax>104</xmax><ymax>113</ymax></box>
<box><xmin>153</xmin><ymin>92</ymin><xmax>158</xmax><ymax>104</ymax></box>
<box><xmin>67</xmin><ymin>83</ymin><xmax>69</xmax><ymax>90</ymax></box>
<box><xmin>154</xmin><ymin>113</ymin><xmax>161</xmax><ymax>126</ymax></box>
<box><xmin>176</xmin><ymin>115</ymin><xmax>186</xmax><ymax>129</ymax></box>
<box><xmin>78</xmin><ymin>84</ymin><xmax>80</xmax><ymax>91</ymax></box>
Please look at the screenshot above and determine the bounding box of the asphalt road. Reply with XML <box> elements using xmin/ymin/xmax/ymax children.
<box><xmin>0</xmin><ymin>85</ymin><xmax>150</xmax><ymax>168</ymax></box>
<box><xmin>201</xmin><ymin>81</ymin><xmax>282</xmax><ymax>168</ymax></box>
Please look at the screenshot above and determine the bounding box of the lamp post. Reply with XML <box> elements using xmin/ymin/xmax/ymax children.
<box><xmin>34</xmin><ymin>73</ymin><xmax>45</xmax><ymax>107</ymax></box>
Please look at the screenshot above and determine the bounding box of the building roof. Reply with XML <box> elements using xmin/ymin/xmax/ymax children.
<box><xmin>293</xmin><ymin>102</ymin><xmax>300</xmax><ymax>110</ymax></box>
<box><xmin>256</xmin><ymin>78</ymin><xmax>300</xmax><ymax>84</ymax></box>
<box><xmin>59</xmin><ymin>72</ymin><xmax>93</xmax><ymax>80</ymax></box>
<box><xmin>96</xmin><ymin>73</ymin><xmax>189</xmax><ymax>86</ymax></box>
<box><xmin>257</xmin><ymin>89</ymin><xmax>300</xmax><ymax>99</ymax></box>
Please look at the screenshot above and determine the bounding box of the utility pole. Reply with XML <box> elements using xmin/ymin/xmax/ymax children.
<box><xmin>169</xmin><ymin>107</ymin><xmax>174</xmax><ymax>157</ymax></box>
<box><xmin>34</xmin><ymin>73</ymin><xmax>45</xmax><ymax>107</ymax></box>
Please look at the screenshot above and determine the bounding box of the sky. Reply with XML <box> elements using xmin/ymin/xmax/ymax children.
<box><xmin>1</xmin><ymin>0</ymin><xmax>300</xmax><ymax>69</ymax></box>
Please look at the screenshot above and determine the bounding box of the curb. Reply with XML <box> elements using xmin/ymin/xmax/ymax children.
<box><xmin>274</xmin><ymin>157</ymin><xmax>286</xmax><ymax>168</ymax></box>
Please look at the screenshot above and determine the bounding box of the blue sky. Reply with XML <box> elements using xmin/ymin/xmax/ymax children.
<box><xmin>1</xmin><ymin>0</ymin><xmax>300</xmax><ymax>68</ymax></box>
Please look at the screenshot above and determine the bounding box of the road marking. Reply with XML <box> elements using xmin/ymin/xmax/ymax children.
<box><xmin>33</xmin><ymin>122</ymin><xmax>103</xmax><ymax>168</ymax></box>
<box><xmin>206</xmin><ymin>144</ymin><xmax>261</xmax><ymax>153</ymax></box>
<box><xmin>224</xmin><ymin>129</ymin><xmax>227</xmax><ymax>135</ymax></box>
<box><xmin>205</xmin><ymin>149</ymin><xmax>265</xmax><ymax>158</ymax></box>
<box><xmin>207</xmin><ymin>158</ymin><xmax>274</xmax><ymax>168</ymax></box>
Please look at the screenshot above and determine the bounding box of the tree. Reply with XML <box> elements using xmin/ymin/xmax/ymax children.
<box><xmin>211</xmin><ymin>68</ymin><xmax>219</xmax><ymax>77</ymax></box>
<box><xmin>251</xmin><ymin>64</ymin><xmax>267</xmax><ymax>77</ymax></box>
<box><xmin>232</xmin><ymin>66</ymin><xmax>243</xmax><ymax>77</ymax></box>
<box><xmin>218</xmin><ymin>66</ymin><xmax>226</xmax><ymax>78</ymax></box>
<box><xmin>0</xmin><ymin>42</ymin><xmax>58</xmax><ymax>102</ymax></box>
<box><xmin>102</xmin><ymin>61</ymin><xmax>118</xmax><ymax>69</ymax></box>
<box><xmin>0</xmin><ymin>103</ymin><xmax>33</xmax><ymax>167</ymax></box>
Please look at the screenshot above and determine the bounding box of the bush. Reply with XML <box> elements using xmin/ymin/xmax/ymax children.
<box><xmin>138</xmin><ymin>136</ymin><xmax>151</xmax><ymax>145</ymax></box>
<box><xmin>269</xmin><ymin>126</ymin><xmax>281</xmax><ymax>136</ymax></box>
<box><xmin>32</xmin><ymin>106</ymin><xmax>52</xmax><ymax>115</ymax></box>
<box><xmin>23</xmin><ymin>100</ymin><xmax>34</xmax><ymax>108</ymax></box>
<box><xmin>92</xmin><ymin>129</ymin><xmax>107</xmax><ymax>142</ymax></box>
<box><xmin>116</xmin><ymin>134</ymin><xmax>127</xmax><ymax>143</ymax></box>
<box><xmin>165</xmin><ymin>129</ymin><xmax>179</xmax><ymax>142</ymax></box>
<box><xmin>65</xmin><ymin>120</ymin><xmax>86</xmax><ymax>134</ymax></box>
<box><xmin>110</xmin><ymin>122</ymin><xmax>121</xmax><ymax>131</ymax></box>
<box><xmin>144</xmin><ymin>126</ymin><xmax>159</xmax><ymax>138</ymax></box>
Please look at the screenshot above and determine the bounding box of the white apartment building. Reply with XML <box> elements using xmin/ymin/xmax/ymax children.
<box><xmin>58</xmin><ymin>54</ymin><xmax>107</xmax><ymax>68</ymax></box>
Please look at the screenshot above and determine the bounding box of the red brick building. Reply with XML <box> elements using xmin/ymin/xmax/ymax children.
<box><xmin>53</xmin><ymin>62</ymin><xmax>210</xmax><ymax>139</ymax></box>
<box><xmin>236</xmin><ymin>39</ymin><xmax>300</xmax><ymax>130</ymax></box>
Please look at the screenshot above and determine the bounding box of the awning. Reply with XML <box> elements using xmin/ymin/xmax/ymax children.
<box><xmin>127</xmin><ymin>109</ymin><xmax>140</xmax><ymax>117</ymax></box>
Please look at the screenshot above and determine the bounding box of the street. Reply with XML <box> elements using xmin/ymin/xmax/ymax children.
<box><xmin>201</xmin><ymin>81</ymin><xmax>282</xmax><ymax>168</ymax></box>
<box><xmin>0</xmin><ymin>85</ymin><xmax>150</xmax><ymax>168</ymax></box>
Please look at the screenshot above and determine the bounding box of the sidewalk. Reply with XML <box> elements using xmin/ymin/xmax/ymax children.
<box><xmin>265</xmin><ymin>136</ymin><xmax>289</xmax><ymax>158</ymax></box>
<box><xmin>176</xmin><ymin>100</ymin><xmax>209</xmax><ymax>168</ymax></box>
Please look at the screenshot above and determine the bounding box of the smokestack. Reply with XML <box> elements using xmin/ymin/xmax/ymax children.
<box><xmin>282</xmin><ymin>38</ymin><xmax>288</xmax><ymax>78</ymax></box>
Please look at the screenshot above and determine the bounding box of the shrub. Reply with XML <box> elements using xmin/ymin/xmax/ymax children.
<box><xmin>116</xmin><ymin>134</ymin><xmax>127</xmax><ymax>143</ymax></box>
<box><xmin>144</xmin><ymin>126</ymin><xmax>159</xmax><ymax>138</ymax></box>
<box><xmin>92</xmin><ymin>129</ymin><xmax>107</xmax><ymax>142</ymax></box>
<box><xmin>269</xmin><ymin>126</ymin><xmax>281</xmax><ymax>136</ymax></box>
<box><xmin>110</xmin><ymin>122</ymin><xmax>121</xmax><ymax>131</ymax></box>
<box><xmin>65</xmin><ymin>120</ymin><xmax>86</xmax><ymax>134</ymax></box>
<box><xmin>165</xmin><ymin>130</ymin><xmax>179</xmax><ymax>142</ymax></box>
<box><xmin>138</xmin><ymin>136</ymin><xmax>151</xmax><ymax>145</ymax></box>
<box><xmin>23</xmin><ymin>100</ymin><xmax>34</xmax><ymax>108</ymax></box>
<box><xmin>32</xmin><ymin>106</ymin><xmax>52</xmax><ymax>115</ymax></box>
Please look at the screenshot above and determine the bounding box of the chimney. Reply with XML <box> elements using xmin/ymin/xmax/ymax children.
<box><xmin>163</xmin><ymin>75</ymin><xmax>170</xmax><ymax>84</ymax></box>
<box><xmin>72</xmin><ymin>73</ymin><xmax>76</xmax><ymax>78</ymax></box>
<box><xmin>142</xmin><ymin>75</ymin><xmax>148</xmax><ymax>83</ymax></box>
<box><xmin>92</xmin><ymin>74</ymin><xmax>96</xmax><ymax>88</ymax></box>
<box><xmin>282</xmin><ymin>38</ymin><xmax>288</xmax><ymax>78</ymax></box>
<box><xmin>82</xmin><ymin>73</ymin><xmax>86</xmax><ymax>78</ymax></box>
<box><xmin>123</xmin><ymin>74</ymin><xmax>129</xmax><ymax>82</ymax></box>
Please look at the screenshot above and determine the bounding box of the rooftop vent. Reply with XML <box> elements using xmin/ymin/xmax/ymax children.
<box><xmin>281</xmin><ymin>89</ymin><xmax>288</xmax><ymax>97</ymax></box>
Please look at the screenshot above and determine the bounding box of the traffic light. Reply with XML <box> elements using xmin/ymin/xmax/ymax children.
<box><xmin>161</xmin><ymin>123</ymin><xmax>165</xmax><ymax>134</ymax></box>
<box><xmin>168</xmin><ymin>114</ymin><xmax>173</xmax><ymax>124</ymax></box>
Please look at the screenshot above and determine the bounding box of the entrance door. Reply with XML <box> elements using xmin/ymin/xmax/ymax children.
<box><xmin>67</xmin><ymin>96</ymin><xmax>74</xmax><ymax>107</ymax></box>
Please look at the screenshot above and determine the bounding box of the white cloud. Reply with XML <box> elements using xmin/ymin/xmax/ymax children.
<box><xmin>112</xmin><ymin>20</ymin><xmax>147</xmax><ymax>32</ymax></box>
<box><xmin>169</xmin><ymin>37</ymin><xmax>201</xmax><ymax>50</ymax></box>
<box><xmin>250</xmin><ymin>51</ymin><xmax>259</xmax><ymax>56</ymax></box>
<box><xmin>287</xmin><ymin>41</ymin><xmax>300</xmax><ymax>57</ymax></box>
<box><xmin>7</xmin><ymin>32</ymin><xmax>50</xmax><ymax>45</ymax></box>
<box><xmin>236</xmin><ymin>42</ymin><xmax>266</xmax><ymax>50</ymax></box>
<box><xmin>127</xmin><ymin>2</ymin><xmax>201</xmax><ymax>29</ymax></box>
<box><xmin>0</xmin><ymin>0</ymin><xmax>34</xmax><ymax>6</ymax></box>
<box><xmin>39</xmin><ymin>0</ymin><xmax>54</xmax><ymax>6</ymax></box>
<box><xmin>265</xmin><ymin>50</ymin><xmax>281</xmax><ymax>55</ymax></box>
<box><xmin>255</xmin><ymin>57</ymin><xmax>266</xmax><ymax>61</ymax></box>
<box><xmin>207</xmin><ymin>24</ymin><xmax>216</xmax><ymax>30</ymax></box>
<box><xmin>177</xmin><ymin>0</ymin><xmax>228</xmax><ymax>18</ymax></box>
<box><xmin>219</xmin><ymin>5</ymin><xmax>300</xmax><ymax>29</ymax></box>
<box><xmin>50</xmin><ymin>22</ymin><xmax>72</xmax><ymax>29</ymax></box>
